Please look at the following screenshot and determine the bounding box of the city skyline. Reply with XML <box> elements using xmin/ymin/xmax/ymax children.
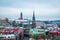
<box><xmin>0</xmin><ymin>0</ymin><xmax>60</xmax><ymax>20</ymax></box>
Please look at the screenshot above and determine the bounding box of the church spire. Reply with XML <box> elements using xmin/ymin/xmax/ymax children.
<box><xmin>32</xmin><ymin>11</ymin><xmax>36</xmax><ymax>28</ymax></box>
<box><xmin>33</xmin><ymin>11</ymin><xmax>35</xmax><ymax>21</ymax></box>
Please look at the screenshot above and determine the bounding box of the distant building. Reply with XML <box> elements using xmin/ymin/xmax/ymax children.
<box><xmin>0</xmin><ymin>26</ymin><xmax>23</xmax><ymax>40</ymax></box>
<box><xmin>36</xmin><ymin>21</ymin><xmax>46</xmax><ymax>29</ymax></box>
<box><xmin>0</xmin><ymin>18</ymin><xmax>10</xmax><ymax>26</ymax></box>
<box><xmin>15</xmin><ymin>19</ymin><xmax>30</xmax><ymax>28</ymax></box>
<box><xmin>0</xmin><ymin>34</ymin><xmax>16</xmax><ymax>40</ymax></box>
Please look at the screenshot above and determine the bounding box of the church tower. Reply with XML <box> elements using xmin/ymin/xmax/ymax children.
<box><xmin>32</xmin><ymin>11</ymin><xmax>36</xmax><ymax>28</ymax></box>
<box><xmin>19</xmin><ymin>12</ymin><xmax>23</xmax><ymax>20</ymax></box>
<box><xmin>19</xmin><ymin>12</ymin><xmax>23</xmax><ymax>27</ymax></box>
<box><xmin>20</xmin><ymin>12</ymin><xmax>23</xmax><ymax>20</ymax></box>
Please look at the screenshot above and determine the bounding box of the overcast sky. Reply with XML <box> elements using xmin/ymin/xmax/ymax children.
<box><xmin>0</xmin><ymin>0</ymin><xmax>60</xmax><ymax>20</ymax></box>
